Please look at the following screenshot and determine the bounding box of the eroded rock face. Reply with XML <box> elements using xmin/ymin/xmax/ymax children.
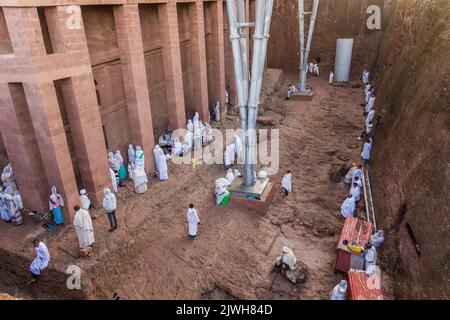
<box><xmin>369</xmin><ymin>0</ymin><xmax>450</xmax><ymax>299</ymax></box>
<box><xmin>267</xmin><ymin>0</ymin><xmax>393</xmax><ymax>75</ymax></box>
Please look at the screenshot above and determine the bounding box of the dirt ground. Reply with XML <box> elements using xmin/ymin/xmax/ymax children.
<box><xmin>0</xmin><ymin>72</ymin><xmax>394</xmax><ymax>300</ymax></box>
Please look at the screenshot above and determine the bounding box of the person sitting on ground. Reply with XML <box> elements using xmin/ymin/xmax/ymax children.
<box><xmin>341</xmin><ymin>195</ymin><xmax>356</xmax><ymax>218</ymax></box>
<box><xmin>330</xmin><ymin>280</ymin><xmax>348</xmax><ymax>300</ymax></box>
<box><xmin>281</xmin><ymin>170</ymin><xmax>292</xmax><ymax>196</ymax></box>
<box><xmin>275</xmin><ymin>246</ymin><xmax>297</xmax><ymax>271</ymax></box>
<box><xmin>365</xmin><ymin>92</ymin><xmax>376</xmax><ymax>113</ymax></box>
<box><xmin>28</xmin><ymin>239</ymin><xmax>50</xmax><ymax>284</ymax></box>
<box><xmin>284</xmin><ymin>85</ymin><xmax>293</xmax><ymax>100</ymax></box>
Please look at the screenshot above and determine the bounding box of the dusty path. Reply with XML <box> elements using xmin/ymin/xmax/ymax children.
<box><xmin>0</xmin><ymin>72</ymin><xmax>393</xmax><ymax>300</ymax></box>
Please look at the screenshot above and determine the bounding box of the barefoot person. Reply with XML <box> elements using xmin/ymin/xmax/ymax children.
<box><xmin>28</xmin><ymin>239</ymin><xmax>50</xmax><ymax>284</ymax></box>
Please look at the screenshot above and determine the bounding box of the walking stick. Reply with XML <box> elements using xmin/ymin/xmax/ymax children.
<box><xmin>269</xmin><ymin>267</ymin><xmax>281</xmax><ymax>291</ymax></box>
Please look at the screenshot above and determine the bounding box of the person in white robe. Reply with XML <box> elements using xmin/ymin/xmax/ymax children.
<box><xmin>365</xmin><ymin>88</ymin><xmax>372</xmax><ymax>105</ymax></box>
<box><xmin>2</xmin><ymin>164</ymin><xmax>18</xmax><ymax>191</ymax></box>
<box><xmin>281</xmin><ymin>170</ymin><xmax>292</xmax><ymax>196</ymax></box>
<box><xmin>350</xmin><ymin>182</ymin><xmax>361</xmax><ymax>202</ymax></box>
<box><xmin>172</xmin><ymin>137</ymin><xmax>184</xmax><ymax>157</ymax></box>
<box><xmin>358</xmin><ymin>121</ymin><xmax>374</xmax><ymax>140</ymax></box>
<box><xmin>352</xmin><ymin>167</ymin><xmax>363</xmax><ymax>186</ymax></box>
<box><xmin>365</xmin><ymin>83</ymin><xmax>372</xmax><ymax>96</ymax></box>
<box><xmin>225</xmin><ymin>85</ymin><xmax>230</xmax><ymax>106</ymax></box>
<box><xmin>29</xmin><ymin>239</ymin><xmax>50</xmax><ymax>281</ymax></box>
<box><xmin>193</xmin><ymin>112</ymin><xmax>200</xmax><ymax>128</ymax></box>
<box><xmin>224</xmin><ymin>143</ymin><xmax>235</xmax><ymax>170</ymax></box>
<box><xmin>371</xmin><ymin>230</ymin><xmax>385</xmax><ymax>248</ymax></box>
<box><xmin>362</xmin><ymin>68</ymin><xmax>370</xmax><ymax>84</ymax></box>
<box><xmin>187</xmin><ymin>204</ymin><xmax>200</xmax><ymax>239</ymax></box>
<box><xmin>128</xmin><ymin>144</ymin><xmax>135</xmax><ymax>165</ymax></box>
<box><xmin>329</xmin><ymin>71</ymin><xmax>334</xmax><ymax>84</ymax></box>
<box><xmin>215</xmin><ymin>177</ymin><xmax>231</xmax><ymax>205</ymax></box>
<box><xmin>79</xmin><ymin>189</ymin><xmax>91</xmax><ymax>210</ymax></box>
<box><xmin>127</xmin><ymin>163</ymin><xmax>134</xmax><ymax>181</ymax></box>
<box><xmin>215</xmin><ymin>178</ymin><xmax>231</xmax><ymax>192</ymax></box>
<box><xmin>134</xmin><ymin>145</ymin><xmax>145</xmax><ymax>169</ymax></box>
<box><xmin>0</xmin><ymin>189</ymin><xmax>11</xmax><ymax>222</ymax></box>
<box><xmin>366</xmin><ymin>109</ymin><xmax>376</xmax><ymax>127</ymax></box>
<box><xmin>308</xmin><ymin>62</ymin><xmax>314</xmax><ymax>74</ymax></box>
<box><xmin>214</xmin><ymin>101</ymin><xmax>221</xmax><ymax>122</ymax></box>
<box><xmin>158</xmin><ymin>131</ymin><xmax>171</xmax><ymax>147</ymax></box>
<box><xmin>73</xmin><ymin>205</ymin><xmax>94</xmax><ymax>248</ymax></box>
<box><xmin>157</xmin><ymin>151</ymin><xmax>168</xmax><ymax>181</ymax></box>
<box><xmin>132</xmin><ymin>165</ymin><xmax>148</xmax><ymax>193</ymax></box>
<box><xmin>233</xmin><ymin>169</ymin><xmax>241</xmax><ymax>178</ymax></box>
<box><xmin>341</xmin><ymin>195</ymin><xmax>356</xmax><ymax>218</ymax></box>
<box><xmin>183</xmin><ymin>130</ymin><xmax>194</xmax><ymax>154</ymax></box>
<box><xmin>313</xmin><ymin>63</ymin><xmax>320</xmax><ymax>76</ymax></box>
<box><xmin>330</xmin><ymin>280</ymin><xmax>348</xmax><ymax>300</ymax></box>
<box><xmin>364</xmin><ymin>243</ymin><xmax>377</xmax><ymax>276</ymax></box>
<box><xmin>3</xmin><ymin>187</ymin><xmax>23</xmax><ymax>225</ymax></box>
<box><xmin>233</xmin><ymin>135</ymin><xmax>243</xmax><ymax>162</ymax></box>
<box><xmin>275</xmin><ymin>246</ymin><xmax>297</xmax><ymax>270</ymax></box>
<box><xmin>203</xmin><ymin>123</ymin><xmax>214</xmax><ymax>145</ymax></box>
<box><xmin>361</xmin><ymin>138</ymin><xmax>373</xmax><ymax>166</ymax></box>
<box><xmin>109</xmin><ymin>168</ymin><xmax>118</xmax><ymax>193</ymax></box>
<box><xmin>187</xmin><ymin>119</ymin><xmax>194</xmax><ymax>132</ymax></box>
<box><xmin>225</xmin><ymin>169</ymin><xmax>235</xmax><ymax>184</ymax></box>
<box><xmin>365</xmin><ymin>93</ymin><xmax>376</xmax><ymax>113</ymax></box>
<box><xmin>344</xmin><ymin>162</ymin><xmax>358</xmax><ymax>184</ymax></box>
<box><xmin>153</xmin><ymin>145</ymin><xmax>164</xmax><ymax>173</ymax></box>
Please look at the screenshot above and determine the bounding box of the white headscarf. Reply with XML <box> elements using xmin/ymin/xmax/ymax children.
<box><xmin>371</xmin><ymin>230</ymin><xmax>385</xmax><ymax>248</ymax></box>
<box><xmin>102</xmin><ymin>188</ymin><xmax>116</xmax><ymax>211</ymax></box>
<box><xmin>114</xmin><ymin>150</ymin><xmax>123</xmax><ymax>165</ymax></box>
<box><xmin>49</xmin><ymin>186</ymin><xmax>64</xmax><ymax>209</ymax></box>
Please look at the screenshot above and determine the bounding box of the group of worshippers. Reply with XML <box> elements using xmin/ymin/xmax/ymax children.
<box><xmin>359</xmin><ymin>69</ymin><xmax>376</xmax><ymax>142</ymax></box>
<box><xmin>330</xmin><ymin>230</ymin><xmax>385</xmax><ymax>300</ymax></box>
<box><xmin>0</xmin><ymin>164</ymin><xmax>24</xmax><ymax>226</ymax></box>
<box><xmin>340</xmin><ymin>162</ymin><xmax>363</xmax><ymax>218</ymax></box>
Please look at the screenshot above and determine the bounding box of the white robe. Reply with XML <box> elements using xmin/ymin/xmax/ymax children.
<box><xmin>214</xmin><ymin>102</ymin><xmax>221</xmax><ymax>121</ymax></box>
<box><xmin>329</xmin><ymin>72</ymin><xmax>334</xmax><ymax>84</ymax></box>
<box><xmin>350</xmin><ymin>185</ymin><xmax>361</xmax><ymax>202</ymax></box>
<box><xmin>341</xmin><ymin>197</ymin><xmax>355</xmax><ymax>217</ymax></box>
<box><xmin>313</xmin><ymin>64</ymin><xmax>319</xmax><ymax>76</ymax></box>
<box><xmin>135</xmin><ymin>149</ymin><xmax>145</xmax><ymax>169</ymax></box>
<box><xmin>157</xmin><ymin>153</ymin><xmax>168</xmax><ymax>181</ymax></box>
<box><xmin>371</xmin><ymin>230</ymin><xmax>385</xmax><ymax>248</ymax></box>
<box><xmin>187</xmin><ymin>208</ymin><xmax>200</xmax><ymax>236</ymax></box>
<box><xmin>234</xmin><ymin>135</ymin><xmax>243</xmax><ymax>160</ymax></box>
<box><xmin>308</xmin><ymin>62</ymin><xmax>314</xmax><ymax>73</ymax></box>
<box><xmin>187</xmin><ymin>120</ymin><xmax>194</xmax><ymax>132</ymax></box>
<box><xmin>361</xmin><ymin>141</ymin><xmax>372</xmax><ymax>160</ymax></box>
<box><xmin>345</xmin><ymin>166</ymin><xmax>357</xmax><ymax>184</ymax></box>
<box><xmin>281</xmin><ymin>173</ymin><xmax>292</xmax><ymax>192</ymax></box>
<box><xmin>366</xmin><ymin>109</ymin><xmax>375</xmax><ymax>127</ymax></box>
<box><xmin>363</xmin><ymin>71</ymin><xmax>370</xmax><ymax>84</ymax></box>
<box><xmin>80</xmin><ymin>194</ymin><xmax>91</xmax><ymax>210</ymax></box>
<box><xmin>132</xmin><ymin>166</ymin><xmax>148</xmax><ymax>193</ymax></box>
<box><xmin>365</xmin><ymin>84</ymin><xmax>372</xmax><ymax>96</ymax></box>
<box><xmin>225</xmin><ymin>169</ymin><xmax>235</xmax><ymax>184</ymax></box>
<box><xmin>365</xmin><ymin>96</ymin><xmax>376</xmax><ymax>113</ymax></box>
<box><xmin>30</xmin><ymin>242</ymin><xmax>50</xmax><ymax>276</ymax></box>
<box><xmin>330</xmin><ymin>281</ymin><xmax>347</xmax><ymax>300</ymax></box>
<box><xmin>278</xmin><ymin>247</ymin><xmax>297</xmax><ymax>270</ymax></box>
<box><xmin>109</xmin><ymin>168</ymin><xmax>118</xmax><ymax>192</ymax></box>
<box><xmin>365</xmin><ymin>91</ymin><xmax>372</xmax><ymax>104</ymax></box>
<box><xmin>73</xmin><ymin>209</ymin><xmax>95</xmax><ymax>248</ymax></box>
<box><xmin>153</xmin><ymin>146</ymin><xmax>164</xmax><ymax>172</ymax></box>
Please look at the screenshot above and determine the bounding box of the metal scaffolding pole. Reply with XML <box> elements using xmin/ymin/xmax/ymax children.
<box><xmin>226</xmin><ymin>0</ymin><xmax>274</xmax><ymax>187</ymax></box>
<box><xmin>298</xmin><ymin>0</ymin><xmax>320</xmax><ymax>92</ymax></box>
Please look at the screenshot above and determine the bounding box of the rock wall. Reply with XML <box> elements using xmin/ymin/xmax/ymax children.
<box><xmin>268</xmin><ymin>0</ymin><xmax>392</xmax><ymax>76</ymax></box>
<box><xmin>370</xmin><ymin>0</ymin><xmax>450</xmax><ymax>299</ymax></box>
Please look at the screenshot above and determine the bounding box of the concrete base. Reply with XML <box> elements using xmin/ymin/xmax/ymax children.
<box><xmin>332</xmin><ymin>81</ymin><xmax>350</xmax><ymax>87</ymax></box>
<box><xmin>229</xmin><ymin>179</ymin><xmax>275</xmax><ymax>216</ymax></box>
<box><xmin>292</xmin><ymin>89</ymin><xmax>315</xmax><ymax>101</ymax></box>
